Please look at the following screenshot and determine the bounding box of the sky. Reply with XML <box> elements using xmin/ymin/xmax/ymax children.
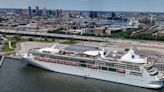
<box><xmin>1</xmin><ymin>0</ymin><xmax>164</xmax><ymax>12</ymax></box>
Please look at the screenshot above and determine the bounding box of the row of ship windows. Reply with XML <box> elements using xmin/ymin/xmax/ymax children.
<box><xmin>106</xmin><ymin>63</ymin><xmax>140</xmax><ymax>71</ymax></box>
<box><xmin>34</xmin><ymin>56</ymin><xmax>125</xmax><ymax>73</ymax></box>
<box><xmin>32</xmin><ymin>52</ymin><xmax>140</xmax><ymax>71</ymax></box>
<box><xmin>34</xmin><ymin>56</ymin><xmax>142</xmax><ymax>76</ymax></box>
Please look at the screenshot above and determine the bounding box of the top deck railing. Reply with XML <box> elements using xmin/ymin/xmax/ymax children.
<box><xmin>28</xmin><ymin>49</ymin><xmax>142</xmax><ymax>71</ymax></box>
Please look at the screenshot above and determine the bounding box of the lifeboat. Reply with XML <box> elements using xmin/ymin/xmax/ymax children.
<box><xmin>58</xmin><ymin>60</ymin><xmax>65</xmax><ymax>64</ymax></box>
<box><xmin>65</xmin><ymin>61</ymin><xmax>78</xmax><ymax>66</ymax></box>
<box><xmin>71</xmin><ymin>62</ymin><xmax>78</xmax><ymax>66</ymax></box>
<box><xmin>37</xmin><ymin>57</ymin><xmax>44</xmax><ymax>61</ymax></box>
<box><xmin>117</xmin><ymin>68</ymin><xmax>126</xmax><ymax>74</ymax></box>
<box><xmin>51</xmin><ymin>59</ymin><xmax>57</xmax><ymax>63</ymax></box>
<box><xmin>64</xmin><ymin>61</ymin><xmax>72</xmax><ymax>65</ymax></box>
<box><xmin>47</xmin><ymin>59</ymin><xmax>53</xmax><ymax>62</ymax></box>
<box><xmin>89</xmin><ymin>64</ymin><xmax>97</xmax><ymax>69</ymax></box>
<box><xmin>42</xmin><ymin>57</ymin><xmax>48</xmax><ymax>61</ymax></box>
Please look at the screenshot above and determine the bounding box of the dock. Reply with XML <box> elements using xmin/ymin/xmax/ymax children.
<box><xmin>0</xmin><ymin>55</ymin><xmax>5</xmax><ymax>67</ymax></box>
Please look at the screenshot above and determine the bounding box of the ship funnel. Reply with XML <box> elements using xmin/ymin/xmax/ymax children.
<box><xmin>119</xmin><ymin>48</ymin><xmax>146</xmax><ymax>63</ymax></box>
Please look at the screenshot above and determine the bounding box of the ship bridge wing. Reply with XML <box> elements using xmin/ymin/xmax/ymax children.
<box><xmin>38</xmin><ymin>44</ymin><xmax>60</xmax><ymax>54</ymax></box>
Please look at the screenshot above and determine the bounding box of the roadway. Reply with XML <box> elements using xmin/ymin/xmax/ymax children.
<box><xmin>0</xmin><ymin>29</ymin><xmax>105</xmax><ymax>42</ymax></box>
<box><xmin>0</xmin><ymin>29</ymin><xmax>164</xmax><ymax>50</ymax></box>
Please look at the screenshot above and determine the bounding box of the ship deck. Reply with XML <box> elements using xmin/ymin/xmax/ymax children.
<box><xmin>63</xmin><ymin>45</ymin><xmax>100</xmax><ymax>54</ymax></box>
<box><xmin>29</xmin><ymin>47</ymin><xmax>142</xmax><ymax>68</ymax></box>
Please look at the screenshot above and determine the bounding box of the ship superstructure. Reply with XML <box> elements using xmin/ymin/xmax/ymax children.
<box><xmin>22</xmin><ymin>44</ymin><xmax>163</xmax><ymax>89</ymax></box>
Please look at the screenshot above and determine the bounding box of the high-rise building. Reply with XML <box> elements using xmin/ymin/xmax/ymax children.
<box><xmin>89</xmin><ymin>11</ymin><xmax>98</xmax><ymax>19</ymax></box>
<box><xmin>19</xmin><ymin>9</ymin><xmax>23</xmax><ymax>16</ymax></box>
<box><xmin>55</xmin><ymin>9</ymin><xmax>62</xmax><ymax>18</ymax></box>
<box><xmin>150</xmin><ymin>14</ymin><xmax>155</xmax><ymax>22</ymax></box>
<box><xmin>35</xmin><ymin>6</ymin><xmax>40</xmax><ymax>16</ymax></box>
<box><xmin>48</xmin><ymin>10</ymin><xmax>54</xmax><ymax>16</ymax></box>
<box><xmin>42</xmin><ymin>8</ymin><xmax>48</xmax><ymax>18</ymax></box>
<box><xmin>28</xmin><ymin>6</ymin><xmax>32</xmax><ymax>18</ymax></box>
<box><xmin>111</xmin><ymin>12</ymin><xmax>116</xmax><ymax>19</ymax></box>
<box><xmin>32</xmin><ymin>10</ymin><xmax>36</xmax><ymax>14</ymax></box>
<box><xmin>62</xmin><ymin>11</ymin><xmax>70</xmax><ymax>19</ymax></box>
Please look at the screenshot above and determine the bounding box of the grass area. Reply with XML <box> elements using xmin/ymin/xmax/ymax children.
<box><xmin>18</xmin><ymin>38</ymin><xmax>54</xmax><ymax>43</ymax></box>
<box><xmin>3</xmin><ymin>36</ymin><xmax>78</xmax><ymax>52</ymax></box>
<box><xmin>110</xmin><ymin>28</ymin><xmax>140</xmax><ymax>39</ymax></box>
<box><xmin>3</xmin><ymin>36</ymin><xmax>56</xmax><ymax>52</ymax></box>
<box><xmin>60</xmin><ymin>40</ymin><xmax>78</xmax><ymax>45</ymax></box>
<box><xmin>48</xmin><ymin>29</ymin><xmax>65</xmax><ymax>34</ymax></box>
<box><xmin>2</xmin><ymin>41</ymin><xmax>16</xmax><ymax>52</ymax></box>
<box><xmin>111</xmin><ymin>31</ymin><xmax>164</xmax><ymax>41</ymax></box>
<box><xmin>10</xmin><ymin>36</ymin><xmax>55</xmax><ymax>43</ymax></box>
<box><xmin>47</xmin><ymin>27</ymin><xmax>164</xmax><ymax>41</ymax></box>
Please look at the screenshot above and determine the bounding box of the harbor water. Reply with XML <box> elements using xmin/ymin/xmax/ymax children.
<box><xmin>0</xmin><ymin>58</ymin><xmax>163</xmax><ymax>92</ymax></box>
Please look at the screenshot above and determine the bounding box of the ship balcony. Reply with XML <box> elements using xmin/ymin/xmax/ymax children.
<box><xmin>148</xmin><ymin>68</ymin><xmax>158</xmax><ymax>76</ymax></box>
<box><xmin>148</xmin><ymin>67</ymin><xmax>156</xmax><ymax>73</ymax></box>
<box><xmin>144</xmin><ymin>61</ymin><xmax>154</xmax><ymax>70</ymax></box>
<box><xmin>144</xmin><ymin>61</ymin><xmax>159</xmax><ymax>76</ymax></box>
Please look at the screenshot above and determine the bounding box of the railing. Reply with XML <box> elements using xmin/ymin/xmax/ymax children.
<box><xmin>27</xmin><ymin>49</ymin><xmax>144</xmax><ymax>73</ymax></box>
<box><xmin>34</xmin><ymin>55</ymin><xmax>128</xmax><ymax>74</ymax></box>
<box><xmin>144</xmin><ymin>61</ymin><xmax>154</xmax><ymax>70</ymax></box>
<box><xmin>29</xmin><ymin>49</ymin><xmax>142</xmax><ymax>67</ymax></box>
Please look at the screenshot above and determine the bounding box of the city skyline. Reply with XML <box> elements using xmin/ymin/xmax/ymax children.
<box><xmin>0</xmin><ymin>0</ymin><xmax>164</xmax><ymax>12</ymax></box>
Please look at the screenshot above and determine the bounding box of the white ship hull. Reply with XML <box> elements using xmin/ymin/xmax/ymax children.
<box><xmin>23</xmin><ymin>56</ymin><xmax>163</xmax><ymax>89</ymax></box>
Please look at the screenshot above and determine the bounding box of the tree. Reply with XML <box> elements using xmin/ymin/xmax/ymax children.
<box><xmin>28</xmin><ymin>38</ymin><xmax>34</xmax><ymax>41</ymax></box>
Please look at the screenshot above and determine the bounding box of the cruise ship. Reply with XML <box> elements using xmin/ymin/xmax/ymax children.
<box><xmin>22</xmin><ymin>44</ymin><xmax>164</xmax><ymax>89</ymax></box>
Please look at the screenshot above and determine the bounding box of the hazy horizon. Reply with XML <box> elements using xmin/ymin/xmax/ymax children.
<box><xmin>0</xmin><ymin>0</ymin><xmax>164</xmax><ymax>12</ymax></box>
